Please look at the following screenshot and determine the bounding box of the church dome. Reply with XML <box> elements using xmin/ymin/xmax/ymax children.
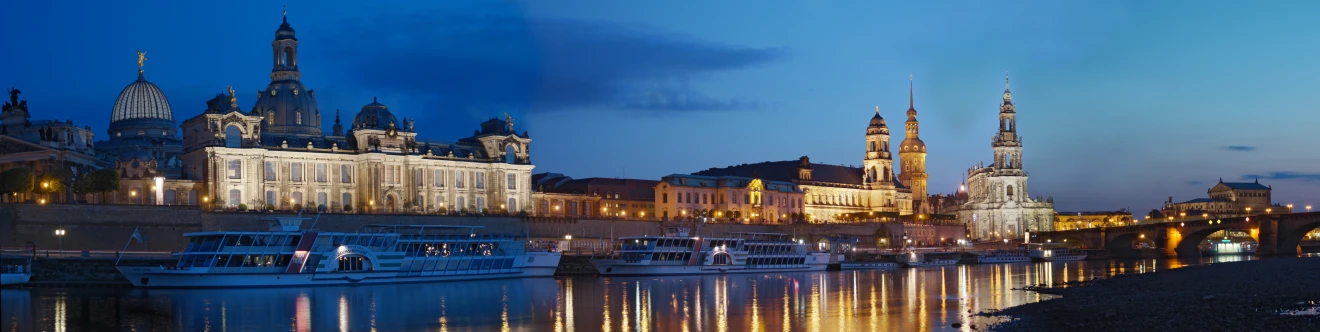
<box><xmin>901</xmin><ymin>137</ymin><xmax>926</xmax><ymax>151</ymax></box>
<box><xmin>869</xmin><ymin>112</ymin><xmax>886</xmax><ymax>128</ymax></box>
<box><xmin>111</xmin><ymin>74</ymin><xmax>173</xmax><ymax>123</ymax></box>
<box><xmin>252</xmin><ymin>80</ymin><xmax>321</xmax><ymax>135</ymax></box>
<box><xmin>275</xmin><ymin>16</ymin><xmax>297</xmax><ymax>41</ymax></box>
<box><xmin>352</xmin><ymin>97</ymin><xmax>399</xmax><ymax>130</ymax></box>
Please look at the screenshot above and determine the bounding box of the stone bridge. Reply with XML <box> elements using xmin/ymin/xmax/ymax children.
<box><xmin>1036</xmin><ymin>212</ymin><xmax>1319</xmax><ymax>260</ymax></box>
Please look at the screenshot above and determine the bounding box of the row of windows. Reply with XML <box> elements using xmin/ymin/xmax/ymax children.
<box><xmin>662</xmin><ymin>192</ymin><xmax>799</xmax><ymax>207</ymax></box>
<box><xmin>226</xmin><ymin>160</ymin><xmax>520</xmax><ymax>191</ymax></box>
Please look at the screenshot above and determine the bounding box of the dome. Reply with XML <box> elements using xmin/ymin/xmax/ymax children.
<box><xmin>276</xmin><ymin>16</ymin><xmax>296</xmax><ymax>41</ymax></box>
<box><xmin>111</xmin><ymin>74</ymin><xmax>173</xmax><ymax>123</ymax></box>
<box><xmin>251</xmin><ymin>80</ymin><xmax>321</xmax><ymax>135</ymax></box>
<box><xmin>352</xmin><ymin>97</ymin><xmax>399</xmax><ymax>130</ymax></box>
<box><xmin>901</xmin><ymin>137</ymin><xmax>926</xmax><ymax>152</ymax></box>
<box><xmin>869</xmin><ymin>113</ymin><xmax>886</xmax><ymax>128</ymax></box>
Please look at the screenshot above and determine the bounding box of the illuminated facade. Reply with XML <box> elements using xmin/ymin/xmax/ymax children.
<box><xmin>955</xmin><ymin>76</ymin><xmax>1055</xmax><ymax>239</ymax></box>
<box><xmin>654</xmin><ymin>174</ymin><xmax>804</xmax><ymax>224</ymax></box>
<box><xmin>1162</xmin><ymin>179</ymin><xmax>1289</xmax><ymax>217</ymax></box>
<box><xmin>897</xmin><ymin>76</ymin><xmax>929</xmax><ymax>212</ymax></box>
<box><xmin>1053</xmin><ymin>211</ymin><xmax>1134</xmax><ymax>231</ymax></box>
<box><xmin>173</xmin><ymin>14</ymin><xmax>533</xmax><ymax>213</ymax></box>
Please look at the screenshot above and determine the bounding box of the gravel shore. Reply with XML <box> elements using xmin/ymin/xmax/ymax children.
<box><xmin>985</xmin><ymin>258</ymin><xmax>1320</xmax><ymax>331</ymax></box>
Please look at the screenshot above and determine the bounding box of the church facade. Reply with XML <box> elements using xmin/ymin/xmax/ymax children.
<box><xmin>954</xmin><ymin>77</ymin><xmax>1055</xmax><ymax>240</ymax></box>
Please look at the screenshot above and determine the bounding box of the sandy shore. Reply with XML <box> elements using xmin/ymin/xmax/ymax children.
<box><xmin>984</xmin><ymin>258</ymin><xmax>1319</xmax><ymax>331</ymax></box>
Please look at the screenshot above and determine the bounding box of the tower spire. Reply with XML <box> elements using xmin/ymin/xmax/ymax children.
<box><xmin>908</xmin><ymin>73</ymin><xmax>914</xmax><ymax>110</ymax></box>
<box><xmin>875</xmin><ymin>105</ymin><xmax>879</xmax><ymax>115</ymax></box>
<box><xmin>283</xmin><ymin>4</ymin><xmax>288</xmax><ymax>23</ymax></box>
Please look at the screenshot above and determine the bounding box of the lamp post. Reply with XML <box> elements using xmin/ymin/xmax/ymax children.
<box><xmin>55</xmin><ymin>228</ymin><xmax>66</xmax><ymax>252</ymax></box>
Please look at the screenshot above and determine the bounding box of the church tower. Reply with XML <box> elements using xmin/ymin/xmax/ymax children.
<box><xmin>251</xmin><ymin>9</ymin><xmax>323</xmax><ymax>136</ymax></box>
<box><xmin>864</xmin><ymin>106</ymin><xmax>893</xmax><ymax>186</ymax></box>
<box><xmin>992</xmin><ymin>74</ymin><xmax>1023</xmax><ymax>174</ymax></box>
<box><xmin>898</xmin><ymin>74</ymin><xmax>928</xmax><ymax>204</ymax></box>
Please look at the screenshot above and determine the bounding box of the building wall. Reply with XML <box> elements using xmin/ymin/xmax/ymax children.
<box><xmin>1053</xmin><ymin>211</ymin><xmax>1134</xmax><ymax>231</ymax></box>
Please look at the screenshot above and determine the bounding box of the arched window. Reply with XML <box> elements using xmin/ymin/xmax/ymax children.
<box><xmin>295</xmin><ymin>111</ymin><xmax>302</xmax><ymax>125</ymax></box>
<box><xmin>1006</xmin><ymin>185</ymin><xmax>1015</xmax><ymax>198</ymax></box>
<box><xmin>225</xmin><ymin>125</ymin><xmax>242</xmax><ymax>148</ymax></box>
<box><xmin>505</xmin><ymin>145</ymin><xmax>517</xmax><ymax>164</ymax></box>
<box><xmin>228</xmin><ymin>189</ymin><xmax>241</xmax><ymax>207</ymax></box>
<box><xmin>869</xmin><ymin>141</ymin><xmax>876</xmax><ymax>152</ymax></box>
<box><xmin>284</xmin><ymin>46</ymin><xmax>295</xmax><ymax>66</ymax></box>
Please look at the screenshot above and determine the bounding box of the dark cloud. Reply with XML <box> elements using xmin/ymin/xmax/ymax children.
<box><xmin>1221</xmin><ymin>145</ymin><xmax>1256</xmax><ymax>152</ymax></box>
<box><xmin>315</xmin><ymin>11</ymin><xmax>782</xmax><ymax>115</ymax></box>
<box><xmin>1239</xmin><ymin>172</ymin><xmax>1320</xmax><ymax>181</ymax></box>
<box><xmin>1186</xmin><ymin>180</ymin><xmax>1204</xmax><ymax>186</ymax></box>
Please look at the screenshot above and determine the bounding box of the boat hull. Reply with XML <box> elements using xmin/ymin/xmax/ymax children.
<box><xmin>904</xmin><ymin>259</ymin><xmax>959</xmax><ymax>268</ymax></box>
<box><xmin>839</xmin><ymin>262</ymin><xmax>899</xmax><ymax>270</ymax></box>
<box><xmin>117</xmin><ymin>253</ymin><xmax>560</xmax><ymax>288</ymax></box>
<box><xmin>592</xmin><ymin>253</ymin><xmax>831</xmax><ymax>276</ymax></box>
<box><xmin>976</xmin><ymin>256</ymin><xmax>1032</xmax><ymax>264</ymax></box>
<box><xmin>1</xmin><ymin>273</ymin><xmax>31</xmax><ymax>286</ymax></box>
<box><xmin>1030</xmin><ymin>254</ymin><xmax>1087</xmax><ymax>262</ymax></box>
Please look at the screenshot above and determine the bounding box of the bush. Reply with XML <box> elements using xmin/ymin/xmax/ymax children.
<box><xmin>318</xmin><ymin>204</ymin><xmax>327</xmax><ymax>212</ymax></box>
<box><xmin>343</xmin><ymin>204</ymin><xmax>353</xmax><ymax>212</ymax></box>
<box><xmin>293</xmin><ymin>203</ymin><xmax>303</xmax><ymax>211</ymax></box>
<box><xmin>265</xmin><ymin>204</ymin><xmax>275</xmax><ymax>211</ymax></box>
<box><xmin>438</xmin><ymin>207</ymin><xmax>448</xmax><ymax>214</ymax></box>
<box><xmin>238</xmin><ymin>203</ymin><xmax>248</xmax><ymax>211</ymax></box>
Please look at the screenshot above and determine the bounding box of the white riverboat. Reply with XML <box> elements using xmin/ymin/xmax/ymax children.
<box><xmin>973</xmin><ymin>250</ymin><xmax>1032</xmax><ymax>264</ymax></box>
<box><xmin>1</xmin><ymin>261</ymin><xmax>32</xmax><ymax>286</ymax></box>
<box><xmin>896</xmin><ymin>250</ymin><xmax>960</xmax><ymax>268</ymax></box>
<box><xmin>116</xmin><ymin>217</ymin><xmax>561</xmax><ymax>288</ymax></box>
<box><xmin>1027</xmin><ymin>243</ymin><xmax>1087</xmax><ymax>262</ymax></box>
<box><xmin>591</xmin><ymin>228</ymin><xmax>830</xmax><ymax>276</ymax></box>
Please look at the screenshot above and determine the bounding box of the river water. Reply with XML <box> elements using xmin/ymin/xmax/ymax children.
<box><xmin>2</xmin><ymin>256</ymin><xmax>1256</xmax><ymax>332</ymax></box>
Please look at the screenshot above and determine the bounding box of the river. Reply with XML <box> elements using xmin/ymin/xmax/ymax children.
<box><xmin>1</xmin><ymin>256</ymin><xmax>1257</xmax><ymax>332</ymax></box>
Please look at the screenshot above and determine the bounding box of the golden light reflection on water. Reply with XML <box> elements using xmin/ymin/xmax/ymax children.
<box><xmin>8</xmin><ymin>259</ymin><xmax>1253</xmax><ymax>331</ymax></box>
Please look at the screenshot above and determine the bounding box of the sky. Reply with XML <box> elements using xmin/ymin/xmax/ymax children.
<box><xmin>3</xmin><ymin>0</ymin><xmax>1318</xmax><ymax>213</ymax></box>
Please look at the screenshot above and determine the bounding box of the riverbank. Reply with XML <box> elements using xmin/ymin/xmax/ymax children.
<box><xmin>986</xmin><ymin>257</ymin><xmax>1319</xmax><ymax>331</ymax></box>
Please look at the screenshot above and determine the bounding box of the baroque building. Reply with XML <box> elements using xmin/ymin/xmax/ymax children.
<box><xmin>1161</xmin><ymin>178</ymin><xmax>1290</xmax><ymax>217</ymax></box>
<box><xmin>173</xmin><ymin>13</ymin><xmax>534</xmax><ymax>213</ymax></box>
<box><xmin>96</xmin><ymin>51</ymin><xmax>185</xmax><ymax>179</ymax></box>
<box><xmin>0</xmin><ymin>88</ymin><xmax>106</xmax><ymax>203</ymax></box>
<box><xmin>692</xmin><ymin>98</ymin><xmax>919</xmax><ymax>222</ymax></box>
<box><xmin>654</xmin><ymin>174</ymin><xmax>804</xmax><ymax>224</ymax></box>
<box><xmin>955</xmin><ymin>76</ymin><xmax>1055</xmax><ymax>240</ymax></box>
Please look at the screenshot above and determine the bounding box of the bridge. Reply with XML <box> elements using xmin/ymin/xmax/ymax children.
<box><xmin>1035</xmin><ymin>212</ymin><xmax>1319</xmax><ymax>260</ymax></box>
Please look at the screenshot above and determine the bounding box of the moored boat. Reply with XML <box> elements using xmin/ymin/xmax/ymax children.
<box><xmin>591</xmin><ymin>228</ymin><xmax>830</xmax><ymax>276</ymax></box>
<box><xmin>1</xmin><ymin>261</ymin><xmax>32</xmax><ymax>286</ymax></box>
<box><xmin>1026</xmin><ymin>243</ymin><xmax>1087</xmax><ymax>262</ymax></box>
<box><xmin>897</xmin><ymin>250</ymin><xmax>960</xmax><ymax>268</ymax></box>
<box><xmin>839</xmin><ymin>251</ymin><xmax>901</xmax><ymax>270</ymax></box>
<box><xmin>115</xmin><ymin>217</ymin><xmax>561</xmax><ymax>288</ymax></box>
<box><xmin>972</xmin><ymin>250</ymin><xmax>1031</xmax><ymax>264</ymax></box>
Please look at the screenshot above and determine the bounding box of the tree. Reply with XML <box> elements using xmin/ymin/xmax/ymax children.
<box><xmin>0</xmin><ymin>168</ymin><xmax>34</xmax><ymax>201</ymax></box>
<box><xmin>75</xmin><ymin>169</ymin><xmax>121</xmax><ymax>203</ymax></box>
<box><xmin>1147</xmin><ymin>209</ymin><xmax>1163</xmax><ymax>220</ymax></box>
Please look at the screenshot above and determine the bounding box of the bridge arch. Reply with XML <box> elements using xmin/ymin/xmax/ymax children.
<box><xmin>1171</xmin><ymin>224</ymin><xmax>1257</xmax><ymax>260</ymax></box>
<box><xmin>1276</xmin><ymin>218</ymin><xmax>1319</xmax><ymax>256</ymax></box>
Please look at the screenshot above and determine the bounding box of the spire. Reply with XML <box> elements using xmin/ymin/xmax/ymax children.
<box><xmin>875</xmin><ymin>105</ymin><xmax>879</xmax><ymax>115</ymax></box>
<box><xmin>908</xmin><ymin>73</ymin><xmax>914</xmax><ymax>111</ymax></box>
<box><xmin>283</xmin><ymin>4</ymin><xmax>288</xmax><ymax>24</ymax></box>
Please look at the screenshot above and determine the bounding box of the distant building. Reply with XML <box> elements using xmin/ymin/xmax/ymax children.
<box><xmin>655</xmin><ymin>174</ymin><xmax>804</xmax><ymax>224</ymax></box>
<box><xmin>529</xmin><ymin>173</ymin><xmax>601</xmax><ymax>218</ymax></box>
<box><xmin>953</xmin><ymin>76</ymin><xmax>1055</xmax><ymax>240</ymax></box>
<box><xmin>531</xmin><ymin>174</ymin><xmax>656</xmax><ymax>219</ymax></box>
<box><xmin>1162</xmin><ymin>178</ymin><xmax>1290</xmax><ymax>217</ymax></box>
<box><xmin>1053</xmin><ymin>210</ymin><xmax>1133</xmax><ymax>231</ymax></box>
<box><xmin>0</xmin><ymin>88</ymin><xmax>107</xmax><ymax>203</ymax></box>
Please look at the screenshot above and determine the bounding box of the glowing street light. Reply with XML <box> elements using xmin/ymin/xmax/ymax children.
<box><xmin>564</xmin><ymin>235</ymin><xmax>572</xmax><ymax>240</ymax></box>
<box><xmin>1265</xmin><ymin>208</ymin><xmax>1272</xmax><ymax>214</ymax></box>
<box><xmin>41</xmin><ymin>182</ymin><xmax>49</xmax><ymax>189</ymax></box>
<box><xmin>54</xmin><ymin>228</ymin><xmax>66</xmax><ymax>252</ymax></box>
<box><xmin>1307</xmin><ymin>205</ymin><xmax>1312</xmax><ymax>212</ymax></box>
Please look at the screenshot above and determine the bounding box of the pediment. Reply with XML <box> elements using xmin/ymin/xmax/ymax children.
<box><xmin>0</xmin><ymin>135</ymin><xmax>50</xmax><ymax>154</ymax></box>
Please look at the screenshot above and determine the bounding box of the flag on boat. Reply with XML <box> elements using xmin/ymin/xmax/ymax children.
<box><xmin>130</xmin><ymin>227</ymin><xmax>144</xmax><ymax>244</ymax></box>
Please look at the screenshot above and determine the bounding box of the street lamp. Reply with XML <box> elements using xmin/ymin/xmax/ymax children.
<box><xmin>1245</xmin><ymin>207</ymin><xmax>1252</xmax><ymax>215</ymax></box>
<box><xmin>1265</xmin><ymin>208</ymin><xmax>1272</xmax><ymax>214</ymax></box>
<box><xmin>55</xmin><ymin>228</ymin><xmax>66</xmax><ymax>252</ymax></box>
<box><xmin>1307</xmin><ymin>205</ymin><xmax>1312</xmax><ymax>212</ymax></box>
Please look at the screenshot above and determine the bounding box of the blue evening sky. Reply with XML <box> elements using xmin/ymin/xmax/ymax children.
<box><xmin>4</xmin><ymin>1</ymin><xmax>1317</xmax><ymax>213</ymax></box>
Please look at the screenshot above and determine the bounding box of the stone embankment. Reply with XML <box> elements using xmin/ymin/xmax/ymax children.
<box><xmin>984</xmin><ymin>258</ymin><xmax>1319</xmax><ymax>331</ymax></box>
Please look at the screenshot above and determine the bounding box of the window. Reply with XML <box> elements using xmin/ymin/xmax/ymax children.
<box><xmin>295</xmin><ymin>111</ymin><xmax>302</xmax><ymax>125</ymax></box>
<box><xmin>476</xmin><ymin>197</ymin><xmax>486</xmax><ymax>211</ymax></box>
<box><xmin>475</xmin><ymin>172</ymin><xmax>485</xmax><ymax>189</ymax></box>
<box><xmin>457</xmin><ymin>197</ymin><xmax>466</xmax><ymax>210</ymax></box>
<box><xmin>316</xmin><ymin>164</ymin><xmax>327</xmax><ymax>183</ymax></box>
<box><xmin>291</xmin><ymin>192</ymin><xmax>303</xmax><ymax>206</ymax></box>
<box><xmin>508</xmin><ymin>198</ymin><xmax>517</xmax><ymax>212</ymax></box>
<box><xmin>164</xmin><ymin>190</ymin><xmax>177</xmax><ymax>205</ymax></box>
<box><xmin>266</xmin><ymin>191</ymin><xmax>276</xmax><ymax>206</ymax></box>
<box><xmin>434</xmin><ymin>170</ymin><xmax>444</xmax><ymax>187</ymax></box>
<box><xmin>686</xmin><ymin>193</ymin><xmax>691</xmax><ymax>204</ymax></box>
<box><xmin>264</xmin><ymin>161</ymin><xmax>276</xmax><ymax>181</ymax></box>
<box><xmin>228</xmin><ymin>189</ymin><xmax>241</xmax><ymax>207</ymax></box>
<box><xmin>342</xmin><ymin>193</ymin><xmax>352</xmax><ymax>208</ymax></box>
<box><xmin>663</xmin><ymin>193</ymin><xmax>668</xmax><ymax>204</ymax></box>
<box><xmin>436</xmin><ymin>195</ymin><xmax>445</xmax><ymax>208</ymax></box>
<box><xmin>290</xmin><ymin>163</ymin><xmax>303</xmax><ymax>182</ymax></box>
<box><xmin>227</xmin><ymin>160</ymin><xmax>242</xmax><ymax>179</ymax></box>
<box><xmin>702</xmin><ymin>194</ymin><xmax>707</xmax><ymax>204</ymax></box>
<box><xmin>317</xmin><ymin>192</ymin><xmax>328</xmax><ymax>208</ymax></box>
<box><xmin>507</xmin><ymin>174</ymin><xmax>516</xmax><ymax>190</ymax></box>
<box><xmin>456</xmin><ymin>171</ymin><xmax>465</xmax><ymax>188</ymax></box>
<box><xmin>225</xmin><ymin>126</ymin><xmax>242</xmax><ymax>148</ymax></box>
<box><xmin>340</xmin><ymin>164</ymin><xmax>351</xmax><ymax>183</ymax></box>
<box><xmin>416</xmin><ymin>169</ymin><xmax>424</xmax><ymax>186</ymax></box>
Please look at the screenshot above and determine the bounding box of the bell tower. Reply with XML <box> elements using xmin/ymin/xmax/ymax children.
<box><xmin>993</xmin><ymin>74</ymin><xmax>1023</xmax><ymax>173</ymax></box>
<box><xmin>864</xmin><ymin>106</ymin><xmax>893</xmax><ymax>186</ymax></box>
<box><xmin>898</xmin><ymin>74</ymin><xmax>928</xmax><ymax>202</ymax></box>
<box><xmin>272</xmin><ymin>8</ymin><xmax>300</xmax><ymax>82</ymax></box>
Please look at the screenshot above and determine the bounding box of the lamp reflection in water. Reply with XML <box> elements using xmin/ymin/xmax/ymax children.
<box><xmin>295</xmin><ymin>292</ymin><xmax>311</xmax><ymax>332</ymax></box>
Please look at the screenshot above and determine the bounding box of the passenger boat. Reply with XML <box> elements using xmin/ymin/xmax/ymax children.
<box><xmin>116</xmin><ymin>217</ymin><xmax>561</xmax><ymax>288</ymax></box>
<box><xmin>1199</xmin><ymin>232</ymin><xmax>1258</xmax><ymax>256</ymax></box>
<box><xmin>896</xmin><ymin>250</ymin><xmax>960</xmax><ymax>268</ymax></box>
<box><xmin>1026</xmin><ymin>243</ymin><xmax>1087</xmax><ymax>262</ymax></box>
<box><xmin>591</xmin><ymin>228</ymin><xmax>830</xmax><ymax>276</ymax></box>
<box><xmin>839</xmin><ymin>251</ymin><xmax>900</xmax><ymax>270</ymax></box>
<box><xmin>972</xmin><ymin>250</ymin><xmax>1032</xmax><ymax>264</ymax></box>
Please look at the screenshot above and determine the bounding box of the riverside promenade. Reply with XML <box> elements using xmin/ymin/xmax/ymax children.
<box><xmin>986</xmin><ymin>258</ymin><xmax>1319</xmax><ymax>331</ymax></box>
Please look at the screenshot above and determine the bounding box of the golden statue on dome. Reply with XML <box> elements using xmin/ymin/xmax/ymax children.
<box><xmin>136</xmin><ymin>50</ymin><xmax>146</xmax><ymax>68</ymax></box>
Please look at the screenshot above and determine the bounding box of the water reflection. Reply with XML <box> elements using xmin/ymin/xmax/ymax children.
<box><xmin>1</xmin><ymin>257</ymin><xmax>1263</xmax><ymax>332</ymax></box>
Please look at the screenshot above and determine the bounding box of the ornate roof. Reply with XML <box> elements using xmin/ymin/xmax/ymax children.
<box><xmin>111</xmin><ymin>73</ymin><xmax>173</xmax><ymax>123</ymax></box>
<box><xmin>352</xmin><ymin>97</ymin><xmax>399</xmax><ymax>131</ymax></box>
